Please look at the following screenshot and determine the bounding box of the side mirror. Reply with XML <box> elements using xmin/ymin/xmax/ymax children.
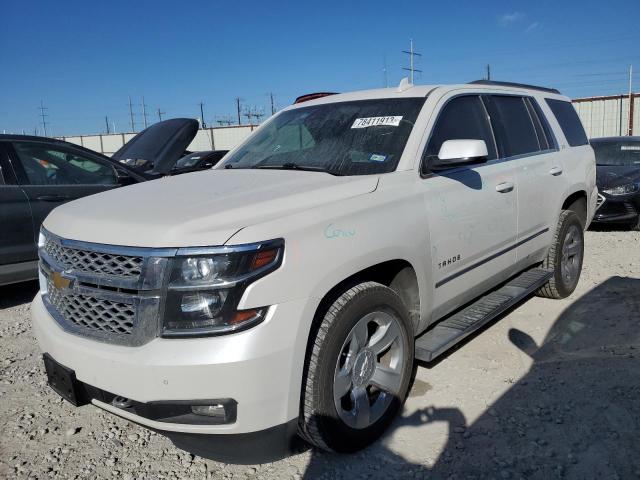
<box><xmin>432</xmin><ymin>139</ymin><xmax>488</xmax><ymax>169</ymax></box>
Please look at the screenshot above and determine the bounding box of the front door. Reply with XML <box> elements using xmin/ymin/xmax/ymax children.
<box><xmin>0</xmin><ymin>142</ymin><xmax>35</xmax><ymax>269</ymax></box>
<box><xmin>420</xmin><ymin>94</ymin><xmax>518</xmax><ymax>318</ymax></box>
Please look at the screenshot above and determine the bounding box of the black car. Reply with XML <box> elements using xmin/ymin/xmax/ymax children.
<box><xmin>591</xmin><ymin>136</ymin><xmax>640</xmax><ymax>230</ymax></box>
<box><xmin>171</xmin><ymin>150</ymin><xmax>229</xmax><ymax>174</ymax></box>
<box><xmin>0</xmin><ymin>118</ymin><xmax>200</xmax><ymax>286</ymax></box>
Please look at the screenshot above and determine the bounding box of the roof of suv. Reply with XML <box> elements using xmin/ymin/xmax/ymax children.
<box><xmin>289</xmin><ymin>82</ymin><xmax>567</xmax><ymax>109</ymax></box>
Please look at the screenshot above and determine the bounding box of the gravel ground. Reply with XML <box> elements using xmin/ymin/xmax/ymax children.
<box><xmin>1</xmin><ymin>228</ymin><xmax>638</xmax><ymax>479</ymax></box>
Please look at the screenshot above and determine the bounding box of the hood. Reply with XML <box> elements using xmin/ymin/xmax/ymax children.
<box><xmin>43</xmin><ymin>170</ymin><xmax>379</xmax><ymax>247</ymax></box>
<box><xmin>111</xmin><ymin>118</ymin><xmax>199</xmax><ymax>175</ymax></box>
<box><xmin>596</xmin><ymin>165</ymin><xmax>640</xmax><ymax>190</ymax></box>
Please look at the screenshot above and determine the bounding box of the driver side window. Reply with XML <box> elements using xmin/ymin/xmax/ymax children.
<box><xmin>12</xmin><ymin>142</ymin><xmax>117</xmax><ymax>186</ymax></box>
<box><xmin>423</xmin><ymin>95</ymin><xmax>497</xmax><ymax>172</ymax></box>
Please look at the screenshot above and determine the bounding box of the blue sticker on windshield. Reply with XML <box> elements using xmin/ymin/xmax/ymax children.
<box><xmin>369</xmin><ymin>153</ymin><xmax>387</xmax><ymax>162</ymax></box>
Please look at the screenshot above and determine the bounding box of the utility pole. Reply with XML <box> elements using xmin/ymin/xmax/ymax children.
<box><xmin>402</xmin><ymin>39</ymin><xmax>422</xmax><ymax>84</ymax></box>
<box><xmin>235</xmin><ymin>97</ymin><xmax>243</xmax><ymax>125</ymax></box>
<box><xmin>105</xmin><ymin>116</ymin><xmax>110</xmax><ymax>134</ymax></box>
<box><xmin>141</xmin><ymin>96</ymin><xmax>149</xmax><ymax>129</ymax></box>
<box><xmin>198</xmin><ymin>101</ymin><xmax>207</xmax><ymax>128</ymax></box>
<box><xmin>38</xmin><ymin>100</ymin><xmax>49</xmax><ymax>136</ymax></box>
<box><xmin>486</xmin><ymin>64</ymin><xmax>491</xmax><ymax>81</ymax></box>
<box><xmin>128</xmin><ymin>96</ymin><xmax>135</xmax><ymax>132</ymax></box>
<box><xmin>157</xmin><ymin>108</ymin><xmax>165</xmax><ymax>122</ymax></box>
<box><xmin>269</xmin><ymin>93</ymin><xmax>276</xmax><ymax>115</ymax></box>
<box><xmin>383</xmin><ymin>56</ymin><xmax>389</xmax><ymax>88</ymax></box>
<box><xmin>628</xmin><ymin>64</ymin><xmax>634</xmax><ymax>136</ymax></box>
<box><xmin>215</xmin><ymin>115</ymin><xmax>234</xmax><ymax>126</ymax></box>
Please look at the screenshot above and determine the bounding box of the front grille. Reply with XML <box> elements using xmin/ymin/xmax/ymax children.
<box><xmin>44</xmin><ymin>237</ymin><xmax>143</xmax><ymax>278</ymax></box>
<box><xmin>48</xmin><ymin>280</ymin><xmax>136</xmax><ymax>335</ymax></box>
<box><xmin>39</xmin><ymin>230</ymin><xmax>168</xmax><ymax>346</ymax></box>
<box><xmin>596</xmin><ymin>193</ymin><xmax>605</xmax><ymax>210</ymax></box>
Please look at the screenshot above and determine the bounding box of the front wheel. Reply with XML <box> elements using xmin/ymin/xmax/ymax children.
<box><xmin>298</xmin><ymin>282</ymin><xmax>414</xmax><ymax>452</ymax></box>
<box><xmin>536</xmin><ymin>210</ymin><xmax>584</xmax><ymax>299</ymax></box>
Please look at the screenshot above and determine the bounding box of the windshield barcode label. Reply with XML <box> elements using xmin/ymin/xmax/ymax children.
<box><xmin>351</xmin><ymin>116</ymin><xmax>403</xmax><ymax>129</ymax></box>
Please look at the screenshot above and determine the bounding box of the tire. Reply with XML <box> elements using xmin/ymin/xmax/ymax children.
<box><xmin>298</xmin><ymin>282</ymin><xmax>415</xmax><ymax>453</ymax></box>
<box><xmin>536</xmin><ymin>210</ymin><xmax>584</xmax><ymax>299</ymax></box>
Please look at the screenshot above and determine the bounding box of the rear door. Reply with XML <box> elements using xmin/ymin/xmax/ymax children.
<box><xmin>7</xmin><ymin>140</ymin><xmax>121</xmax><ymax>242</ymax></box>
<box><xmin>0</xmin><ymin>142</ymin><xmax>38</xmax><ymax>281</ymax></box>
<box><xmin>421</xmin><ymin>93</ymin><xmax>518</xmax><ymax>318</ymax></box>
<box><xmin>483</xmin><ymin>95</ymin><xmax>561</xmax><ymax>264</ymax></box>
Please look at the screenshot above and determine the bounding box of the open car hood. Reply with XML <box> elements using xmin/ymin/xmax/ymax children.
<box><xmin>111</xmin><ymin>118</ymin><xmax>199</xmax><ymax>175</ymax></box>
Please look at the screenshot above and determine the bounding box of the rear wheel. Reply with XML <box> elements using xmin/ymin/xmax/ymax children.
<box><xmin>536</xmin><ymin>210</ymin><xmax>584</xmax><ymax>299</ymax></box>
<box><xmin>298</xmin><ymin>282</ymin><xmax>414</xmax><ymax>452</ymax></box>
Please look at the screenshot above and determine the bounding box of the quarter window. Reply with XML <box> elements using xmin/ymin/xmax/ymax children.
<box><xmin>13</xmin><ymin>142</ymin><xmax>117</xmax><ymax>186</ymax></box>
<box><xmin>545</xmin><ymin>99</ymin><xmax>588</xmax><ymax>147</ymax></box>
<box><xmin>488</xmin><ymin>96</ymin><xmax>540</xmax><ymax>157</ymax></box>
<box><xmin>424</xmin><ymin>95</ymin><xmax>497</xmax><ymax>166</ymax></box>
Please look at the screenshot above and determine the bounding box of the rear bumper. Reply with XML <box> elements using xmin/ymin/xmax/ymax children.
<box><xmin>32</xmin><ymin>293</ymin><xmax>316</xmax><ymax>436</ymax></box>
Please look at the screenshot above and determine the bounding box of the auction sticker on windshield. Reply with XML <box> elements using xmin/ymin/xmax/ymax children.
<box><xmin>351</xmin><ymin>116</ymin><xmax>403</xmax><ymax>128</ymax></box>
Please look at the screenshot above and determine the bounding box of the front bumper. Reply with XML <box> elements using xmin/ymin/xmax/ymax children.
<box><xmin>592</xmin><ymin>193</ymin><xmax>640</xmax><ymax>224</ymax></box>
<box><xmin>32</xmin><ymin>293</ymin><xmax>316</xmax><ymax>435</ymax></box>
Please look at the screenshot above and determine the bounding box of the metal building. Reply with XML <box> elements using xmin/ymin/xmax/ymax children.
<box><xmin>572</xmin><ymin>93</ymin><xmax>639</xmax><ymax>138</ymax></box>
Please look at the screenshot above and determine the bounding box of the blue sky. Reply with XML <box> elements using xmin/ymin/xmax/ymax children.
<box><xmin>1</xmin><ymin>0</ymin><xmax>638</xmax><ymax>136</ymax></box>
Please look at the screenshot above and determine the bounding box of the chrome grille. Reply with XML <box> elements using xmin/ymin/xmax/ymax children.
<box><xmin>48</xmin><ymin>280</ymin><xmax>135</xmax><ymax>335</ymax></box>
<box><xmin>596</xmin><ymin>193</ymin><xmax>605</xmax><ymax>211</ymax></box>
<box><xmin>44</xmin><ymin>237</ymin><xmax>143</xmax><ymax>278</ymax></box>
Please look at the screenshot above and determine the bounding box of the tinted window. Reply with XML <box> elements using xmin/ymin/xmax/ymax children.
<box><xmin>529</xmin><ymin>98</ymin><xmax>557</xmax><ymax>149</ymax></box>
<box><xmin>13</xmin><ymin>142</ymin><xmax>117</xmax><ymax>186</ymax></box>
<box><xmin>489</xmin><ymin>96</ymin><xmax>540</xmax><ymax>156</ymax></box>
<box><xmin>424</xmin><ymin>95</ymin><xmax>497</xmax><ymax>164</ymax></box>
<box><xmin>591</xmin><ymin>140</ymin><xmax>640</xmax><ymax>166</ymax></box>
<box><xmin>545</xmin><ymin>99</ymin><xmax>588</xmax><ymax>147</ymax></box>
<box><xmin>223</xmin><ymin>98</ymin><xmax>425</xmax><ymax>176</ymax></box>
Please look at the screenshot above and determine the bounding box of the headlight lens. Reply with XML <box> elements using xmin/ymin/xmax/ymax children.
<box><xmin>161</xmin><ymin>240</ymin><xmax>283</xmax><ymax>337</ymax></box>
<box><xmin>602</xmin><ymin>183</ymin><xmax>638</xmax><ymax>195</ymax></box>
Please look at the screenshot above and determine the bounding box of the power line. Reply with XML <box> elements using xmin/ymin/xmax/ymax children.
<box><xmin>402</xmin><ymin>39</ymin><xmax>422</xmax><ymax>84</ymax></box>
<box><xmin>38</xmin><ymin>100</ymin><xmax>49</xmax><ymax>136</ymax></box>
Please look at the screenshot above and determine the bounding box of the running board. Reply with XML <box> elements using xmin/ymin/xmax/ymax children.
<box><xmin>415</xmin><ymin>268</ymin><xmax>553</xmax><ymax>362</ymax></box>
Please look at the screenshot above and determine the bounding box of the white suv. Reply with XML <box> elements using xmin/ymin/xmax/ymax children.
<box><xmin>32</xmin><ymin>80</ymin><xmax>597</xmax><ymax>461</ymax></box>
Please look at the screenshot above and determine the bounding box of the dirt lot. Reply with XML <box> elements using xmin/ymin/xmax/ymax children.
<box><xmin>1</xmin><ymin>228</ymin><xmax>638</xmax><ymax>480</ymax></box>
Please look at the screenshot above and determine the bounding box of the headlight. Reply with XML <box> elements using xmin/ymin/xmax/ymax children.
<box><xmin>602</xmin><ymin>183</ymin><xmax>638</xmax><ymax>196</ymax></box>
<box><xmin>161</xmin><ymin>239</ymin><xmax>283</xmax><ymax>337</ymax></box>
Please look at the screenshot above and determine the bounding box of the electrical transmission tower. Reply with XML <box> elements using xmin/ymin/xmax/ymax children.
<box><xmin>402</xmin><ymin>39</ymin><xmax>422</xmax><ymax>84</ymax></box>
<box><xmin>127</xmin><ymin>96</ymin><xmax>135</xmax><ymax>132</ymax></box>
<box><xmin>215</xmin><ymin>115</ymin><xmax>234</xmax><ymax>126</ymax></box>
<box><xmin>198</xmin><ymin>101</ymin><xmax>207</xmax><ymax>128</ymax></box>
<box><xmin>141</xmin><ymin>96</ymin><xmax>149</xmax><ymax>129</ymax></box>
<box><xmin>157</xmin><ymin>108</ymin><xmax>165</xmax><ymax>122</ymax></box>
<box><xmin>243</xmin><ymin>106</ymin><xmax>264</xmax><ymax>125</ymax></box>
<box><xmin>38</xmin><ymin>100</ymin><xmax>49</xmax><ymax>136</ymax></box>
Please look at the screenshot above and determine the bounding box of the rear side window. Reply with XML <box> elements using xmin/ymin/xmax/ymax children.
<box><xmin>487</xmin><ymin>96</ymin><xmax>540</xmax><ymax>157</ymax></box>
<box><xmin>545</xmin><ymin>99</ymin><xmax>588</xmax><ymax>147</ymax></box>
<box><xmin>424</xmin><ymin>95</ymin><xmax>497</xmax><ymax>164</ymax></box>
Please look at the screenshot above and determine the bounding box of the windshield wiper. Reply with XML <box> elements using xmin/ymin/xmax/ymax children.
<box><xmin>252</xmin><ymin>162</ymin><xmax>342</xmax><ymax>176</ymax></box>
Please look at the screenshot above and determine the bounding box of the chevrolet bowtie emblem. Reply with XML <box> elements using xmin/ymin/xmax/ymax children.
<box><xmin>51</xmin><ymin>271</ymin><xmax>72</xmax><ymax>290</ymax></box>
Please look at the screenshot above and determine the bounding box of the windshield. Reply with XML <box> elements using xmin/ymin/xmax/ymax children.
<box><xmin>221</xmin><ymin>98</ymin><xmax>425</xmax><ymax>176</ymax></box>
<box><xmin>592</xmin><ymin>140</ymin><xmax>640</xmax><ymax>167</ymax></box>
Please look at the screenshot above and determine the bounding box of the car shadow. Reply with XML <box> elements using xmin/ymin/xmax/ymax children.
<box><xmin>300</xmin><ymin>276</ymin><xmax>640</xmax><ymax>479</ymax></box>
<box><xmin>0</xmin><ymin>280</ymin><xmax>38</xmax><ymax>309</ymax></box>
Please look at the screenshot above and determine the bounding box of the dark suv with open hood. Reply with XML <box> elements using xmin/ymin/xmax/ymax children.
<box><xmin>591</xmin><ymin>137</ymin><xmax>640</xmax><ymax>230</ymax></box>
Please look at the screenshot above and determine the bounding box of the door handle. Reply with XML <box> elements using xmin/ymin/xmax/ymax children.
<box><xmin>35</xmin><ymin>194</ymin><xmax>70</xmax><ymax>202</ymax></box>
<box><xmin>495</xmin><ymin>182</ymin><xmax>514</xmax><ymax>193</ymax></box>
<box><xmin>549</xmin><ymin>166</ymin><xmax>563</xmax><ymax>176</ymax></box>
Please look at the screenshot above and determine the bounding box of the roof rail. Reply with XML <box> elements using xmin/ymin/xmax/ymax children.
<box><xmin>468</xmin><ymin>80</ymin><xmax>561</xmax><ymax>95</ymax></box>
